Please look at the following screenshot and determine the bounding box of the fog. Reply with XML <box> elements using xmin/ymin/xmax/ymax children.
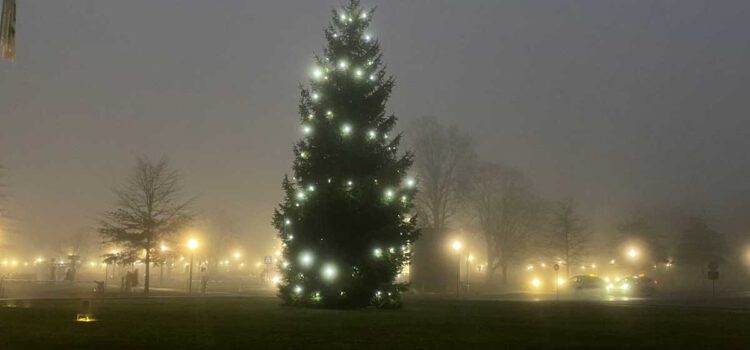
<box><xmin>1</xmin><ymin>0</ymin><xmax>749</xmax><ymax>264</ymax></box>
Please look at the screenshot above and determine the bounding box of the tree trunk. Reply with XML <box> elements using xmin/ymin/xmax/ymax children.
<box><xmin>144</xmin><ymin>247</ymin><xmax>150</xmax><ymax>296</ymax></box>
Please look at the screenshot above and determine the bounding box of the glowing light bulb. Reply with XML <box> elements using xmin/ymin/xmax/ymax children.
<box><xmin>338</xmin><ymin>60</ymin><xmax>348</xmax><ymax>70</ymax></box>
<box><xmin>300</xmin><ymin>252</ymin><xmax>313</xmax><ymax>267</ymax></box>
<box><xmin>368</xmin><ymin>130</ymin><xmax>377</xmax><ymax>139</ymax></box>
<box><xmin>384</xmin><ymin>189</ymin><xmax>394</xmax><ymax>199</ymax></box>
<box><xmin>187</xmin><ymin>239</ymin><xmax>198</xmax><ymax>250</ymax></box>
<box><xmin>322</xmin><ymin>263</ymin><xmax>337</xmax><ymax>281</ymax></box>
<box><xmin>341</xmin><ymin>124</ymin><xmax>352</xmax><ymax>135</ymax></box>
<box><xmin>307</xmin><ymin>185</ymin><xmax>315</xmax><ymax>192</ymax></box>
<box><xmin>311</xmin><ymin>93</ymin><xmax>320</xmax><ymax>101</ymax></box>
<box><xmin>373</xmin><ymin>248</ymin><xmax>383</xmax><ymax>257</ymax></box>
<box><xmin>360</xmin><ymin>12</ymin><xmax>367</xmax><ymax>19</ymax></box>
<box><xmin>364</xmin><ymin>34</ymin><xmax>371</xmax><ymax>42</ymax></box>
<box><xmin>354</xmin><ymin>69</ymin><xmax>363</xmax><ymax>78</ymax></box>
<box><xmin>627</xmin><ymin>248</ymin><xmax>639</xmax><ymax>259</ymax></box>
<box><xmin>284</xmin><ymin>219</ymin><xmax>291</xmax><ymax>225</ymax></box>
<box><xmin>369</xmin><ymin>74</ymin><xmax>376</xmax><ymax>81</ymax></box>
<box><xmin>303</xmin><ymin>125</ymin><xmax>312</xmax><ymax>134</ymax></box>
<box><xmin>347</xmin><ymin>180</ymin><xmax>353</xmax><ymax>186</ymax></box>
<box><xmin>531</xmin><ymin>278</ymin><xmax>541</xmax><ymax>288</ymax></box>
<box><xmin>340</xmin><ymin>14</ymin><xmax>347</xmax><ymax>22</ymax></box>
<box><xmin>311</xmin><ymin>67</ymin><xmax>323</xmax><ymax>80</ymax></box>
<box><xmin>326</xmin><ymin>110</ymin><xmax>333</xmax><ymax>118</ymax></box>
<box><xmin>452</xmin><ymin>241</ymin><xmax>462</xmax><ymax>251</ymax></box>
<box><xmin>296</xmin><ymin>192</ymin><xmax>306</xmax><ymax>200</ymax></box>
<box><xmin>405</xmin><ymin>177</ymin><xmax>416</xmax><ymax>187</ymax></box>
<box><xmin>294</xmin><ymin>285</ymin><xmax>303</xmax><ymax>294</ymax></box>
<box><xmin>308</xmin><ymin>113</ymin><xmax>314</xmax><ymax>120</ymax></box>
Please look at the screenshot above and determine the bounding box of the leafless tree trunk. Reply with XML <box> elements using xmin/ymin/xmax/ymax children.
<box><xmin>470</xmin><ymin>163</ymin><xmax>541</xmax><ymax>288</ymax></box>
<box><xmin>546</xmin><ymin>200</ymin><xmax>588</xmax><ymax>278</ymax></box>
<box><xmin>99</xmin><ymin>156</ymin><xmax>193</xmax><ymax>296</ymax></box>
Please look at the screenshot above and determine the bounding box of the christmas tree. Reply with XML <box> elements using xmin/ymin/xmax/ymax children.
<box><xmin>273</xmin><ymin>0</ymin><xmax>418</xmax><ymax>309</ymax></box>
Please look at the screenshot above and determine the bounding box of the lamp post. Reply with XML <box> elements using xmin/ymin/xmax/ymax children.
<box><xmin>187</xmin><ymin>239</ymin><xmax>198</xmax><ymax>295</ymax></box>
<box><xmin>451</xmin><ymin>240</ymin><xmax>462</xmax><ymax>298</ymax></box>
<box><xmin>466</xmin><ymin>254</ymin><xmax>474</xmax><ymax>298</ymax></box>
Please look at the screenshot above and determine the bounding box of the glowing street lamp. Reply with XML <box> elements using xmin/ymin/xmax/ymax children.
<box><xmin>187</xmin><ymin>239</ymin><xmax>199</xmax><ymax>295</ymax></box>
<box><xmin>627</xmin><ymin>247</ymin><xmax>639</xmax><ymax>260</ymax></box>
<box><xmin>452</xmin><ymin>241</ymin><xmax>462</xmax><ymax>252</ymax></box>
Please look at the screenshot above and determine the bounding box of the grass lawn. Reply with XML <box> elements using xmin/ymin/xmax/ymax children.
<box><xmin>0</xmin><ymin>296</ymin><xmax>747</xmax><ymax>349</ymax></box>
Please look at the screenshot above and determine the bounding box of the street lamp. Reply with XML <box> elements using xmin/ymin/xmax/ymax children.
<box><xmin>451</xmin><ymin>240</ymin><xmax>462</xmax><ymax>298</ymax></box>
<box><xmin>187</xmin><ymin>239</ymin><xmax>198</xmax><ymax>295</ymax></box>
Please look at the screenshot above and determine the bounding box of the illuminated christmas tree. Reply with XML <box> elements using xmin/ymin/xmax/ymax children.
<box><xmin>273</xmin><ymin>0</ymin><xmax>418</xmax><ymax>308</ymax></box>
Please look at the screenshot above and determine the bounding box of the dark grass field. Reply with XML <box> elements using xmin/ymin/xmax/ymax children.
<box><xmin>0</xmin><ymin>296</ymin><xmax>747</xmax><ymax>349</ymax></box>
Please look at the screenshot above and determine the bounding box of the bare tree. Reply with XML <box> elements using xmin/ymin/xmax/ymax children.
<box><xmin>546</xmin><ymin>200</ymin><xmax>589</xmax><ymax>278</ymax></box>
<box><xmin>407</xmin><ymin>117</ymin><xmax>476</xmax><ymax>292</ymax></box>
<box><xmin>471</xmin><ymin>162</ymin><xmax>541</xmax><ymax>287</ymax></box>
<box><xmin>408</xmin><ymin>116</ymin><xmax>476</xmax><ymax>233</ymax></box>
<box><xmin>98</xmin><ymin>157</ymin><xmax>193</xmax><ymax>295</ymax></box>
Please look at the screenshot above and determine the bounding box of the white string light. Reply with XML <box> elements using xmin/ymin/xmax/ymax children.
<box><xmin>322</xmin><ymin>263</ymin><xmax>338</xmax><ymax>281</ymax></box>
<box><xmin>385</xmin><ymin>189</ymin><xmax>395</xmax><ymax>200</ymax></box>
<box><xmin>311</xmin><ymin>67</ymin><xmax>323</xmax><ymax>80</ymax></box>
<box><xmin>404</xmin><ymin>177</ymin><xmax>416</xmax><ymax>188</ymax></box>
<box><xmin>341</xmin><ymin>124</ymin><xmax>352</xmax><ymax>135</ymax></box>
<box><xmin>300</xmin><ymin>252</ymin><xmax>314</xmax><ymax>267</ymax></box>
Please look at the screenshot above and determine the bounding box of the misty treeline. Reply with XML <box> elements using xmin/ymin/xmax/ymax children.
<box><xmin>407</xmin><ymin>116</ymin><xmax>738</xmax><ymax>291</ymax></box>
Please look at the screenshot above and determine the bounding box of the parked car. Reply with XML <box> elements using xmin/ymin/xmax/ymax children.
<box><xmin>607</xmin><ymin>275</ymin><xmax>657</xmax><ymax>296</ymax></box>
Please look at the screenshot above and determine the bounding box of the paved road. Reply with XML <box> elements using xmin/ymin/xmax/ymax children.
<box><xmin>472</xmin><ymin>290</ymin><xmax>750</xmax><ymax>312</ymax></box>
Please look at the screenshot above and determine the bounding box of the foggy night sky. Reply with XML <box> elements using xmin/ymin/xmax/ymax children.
<box><xmin>1</xmin><ymin>1</ymin><xmax>749</xmax><ymax>254</ymax></box>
